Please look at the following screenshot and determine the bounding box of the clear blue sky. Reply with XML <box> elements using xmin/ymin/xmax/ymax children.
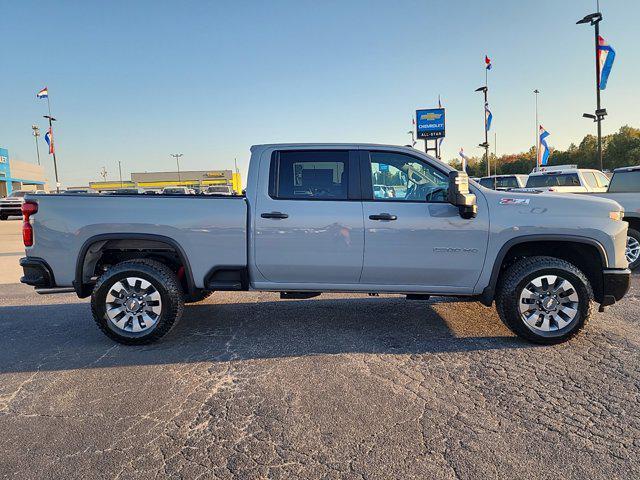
<box><xmin>2</xmin><ymin>0</ymin><xmax>639</xmax><ymax>186</ymax></box>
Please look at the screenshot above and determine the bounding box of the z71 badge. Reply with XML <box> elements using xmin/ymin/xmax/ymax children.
<box><xmin>500</xmin><ymin>198</ymin><xmax>530</xmax><ymax>205</ymax></box>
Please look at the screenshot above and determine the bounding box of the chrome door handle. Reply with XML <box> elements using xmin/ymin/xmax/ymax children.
<box><xmin>261</xmin><ymin>212</ymin><xmax>289</xmax><ymax>219</ymax></box>
<box><xmin>369</xmin><ymin>213</ymin><xmax>397</xmax><ymax>221</ymax></box>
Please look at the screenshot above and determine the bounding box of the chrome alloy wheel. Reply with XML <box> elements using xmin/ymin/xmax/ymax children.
<box><xmin>627</xmin><ymin>235</ymin><xmax>640</xmax><ymax>265</ymax></box>
<box><xmin>518</xmin><ymin>275</ymin><xmax>580</xmax><ymax>333</ymax></box>
<box><xmin>105</xmin><ymin>277</ymin><xmax>162</xmax><ymax>333</ymax></box>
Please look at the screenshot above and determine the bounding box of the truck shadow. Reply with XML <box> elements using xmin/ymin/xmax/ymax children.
<box><xmin>0</xmin><ymin>296</ymin><xmax>533</xmax><ymax>374</ymax></box>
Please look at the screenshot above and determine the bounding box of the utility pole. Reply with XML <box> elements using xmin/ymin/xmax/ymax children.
<box><xmin>171</xmin><ymin>153</ymin><xmax>183</xmax><ymax>183</ymax></box>
<box><xmin>118</xmin><ymin>161</ymin><xmax>123</xmax><ymax>187</ymax></box>
<box><xmin>577</xmin><ymin>8</ymin><xmax>606</xmax><ymax>171</ymax></box>
<box><xmin>31</xmin><ymin>125</ymin><xmax>41</xmax><ymax>166</ymax></box>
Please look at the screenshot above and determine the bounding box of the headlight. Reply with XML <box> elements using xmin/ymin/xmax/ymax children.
<box><xmin>609</xmin><ymin>211</ymin><xmax>624</xmax><ymax>221</ymax></box>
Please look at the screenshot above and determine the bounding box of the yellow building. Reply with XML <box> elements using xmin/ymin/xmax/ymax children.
<box><xmin>89</xmin><ymin>169</ymin><xmax>242</xmax><ymax>193</ymax></box>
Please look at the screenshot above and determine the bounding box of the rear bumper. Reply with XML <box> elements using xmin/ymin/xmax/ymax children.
<box><xmin>600</xmin><ymin>268</ymin><xmax>631</xmax><ymax>307</ymax></box>
<box><xmin>20</xmin><ymin>257</ymin><xmax>55</xmax><ymax>288</ymax></box>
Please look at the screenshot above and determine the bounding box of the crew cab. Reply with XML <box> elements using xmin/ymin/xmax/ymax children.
<box><xmin>19</xmin><ymin>144</ymin><xmax>630</xmax><ymax>345</ymax></box>
<box><xmin>591</xmin><ymin>165</ymin><xmax>640</xmax><ymax>270</ymax></box>
<box><xmin>1</xmin><ymin>189</ymin><xmax>47</xmax><ymax>220</ymax></box>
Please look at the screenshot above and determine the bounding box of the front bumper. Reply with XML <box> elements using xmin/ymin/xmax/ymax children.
<box><xmin>20</xmin><ymin>257</ymin><xmax>55</xmax><ymax>288</ymax></box>
<box><xmin>0</xmin><ymin>205</ymin><xmax>22</xmax><ymax>216</ymax></box>
<box><xmin>600</xmin><ymin>268</ymin><xmax>631</xmax><ymax>307</ymax></box>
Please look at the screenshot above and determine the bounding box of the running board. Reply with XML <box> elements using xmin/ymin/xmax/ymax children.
<box><xmin>35</xmin><ymin>287</ymin><xmax>76</xmax><ymax>295</ymax></box>
<box><xmin>280</xmin><ymin>292</ymin><xmax>321</xmax><ymax>300</ymax></box>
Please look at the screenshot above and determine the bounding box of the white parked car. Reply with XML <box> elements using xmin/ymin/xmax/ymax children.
<box><xmin>0</xmin><ymin>189</ymin><xmax>47</xmax><ymax>219</ymax></box>
<box><xmin>161</xmin><ymin>186</ymin><xmax>193</xmax><ymax>195</ymax></box>
<box><xmin>205</xmin><ymin>185</ymin><xmax>234</xmax><ymax>196</ymax></box>
<box><xmin>522</xmin><ymin>165</ymin><xmax>610</xmax><ymax>193</ymax></box>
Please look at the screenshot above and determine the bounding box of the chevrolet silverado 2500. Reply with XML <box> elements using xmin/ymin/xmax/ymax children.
<box><xmin>19</xmin><ymin>144</ymin><xmax>631</xmax><ymax>345</ymax></box>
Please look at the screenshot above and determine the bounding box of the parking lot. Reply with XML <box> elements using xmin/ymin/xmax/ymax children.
<box><xmin>1</xmin><ymin>219</ymin><xmax>639</xmax><ymax>479</ymax></box>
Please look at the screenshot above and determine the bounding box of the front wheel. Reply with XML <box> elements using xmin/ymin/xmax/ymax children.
<box><xmin>626</xmin><ymin>228</ymin><xmax>640</xmax><ymax>271</ymax></box>
<box><xmin>91</xmin><ymin>259</ymin><xmax>184</xmax><ymax>345</ymax></box>
<box><xmin>496</xmin><ymin>256</ymin><xmax>593</xmax><ymax>344</ymax></box>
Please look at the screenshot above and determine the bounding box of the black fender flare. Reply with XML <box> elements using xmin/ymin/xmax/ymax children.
<box><xmin>74</xmin><ymin>233</ymin><xmax>195</xmax><ymax>298</ymax></box>
<box><xmin>479</xmin><ymin>234</ymin><xmax>608</xmax><ymax>306</ymax></box>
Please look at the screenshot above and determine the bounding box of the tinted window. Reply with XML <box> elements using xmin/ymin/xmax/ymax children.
<box><xmin>583</xmin><ymin>172</ymin><xmax>599</xmax><ymax>188</ymax></box>
<box><xmin>480</xmin><ymin>177</ymin><xmax>519</xmax><ymax>189</ymax></box>
<box><xmin>526</xmin><ymin>173</ymin><xmax>581</xmax><ymax>188</ymax></box>
<box><xmin>270</xmin><ymin>150</ymin><xmax>349</xmax><ymax>200</ymax></box>
<box><xmin>479</xmin><ymin>178</ymin><xmax>495</xmax><ymax>189</ymax></box>
<box><xmin>369</xmin><ymin>151</ymin><xmax>448</xmax><ymax>202</ymax></box>
<box><xmin>608</xmin><ymin>171</ymin><xmax>640</xmax><ymax>193</ymax></box>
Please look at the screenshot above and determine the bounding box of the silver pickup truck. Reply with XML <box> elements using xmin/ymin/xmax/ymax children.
<box><xmin>592</xmin><ymin>166</ymin><xmax>640</xmax><ymax>270</ymax></box>
<box><xmin>19</xmin><ymin>144</ymin><xmax>630</xmax><ymax>345</ymax></box>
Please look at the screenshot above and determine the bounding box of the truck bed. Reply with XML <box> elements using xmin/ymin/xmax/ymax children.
<box><xmin>25</xmin><ymin>194</ymin><xmax>248</xmax><ymax>289</ymax></box>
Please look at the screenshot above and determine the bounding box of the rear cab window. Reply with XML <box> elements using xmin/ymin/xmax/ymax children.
<box><xmin>608</xmin><ymin>170</ymin><xmax>640</xmax><ymax>193</ymax></box>
<box><xmin>269</xmin><ymin>150</ymin><xmax>356</xmax><ymax>200</ymax></box>
<box><xmin>526</xmin><ymin>173</ymin><xmax>581</xmax><ymax>188</ymax></box>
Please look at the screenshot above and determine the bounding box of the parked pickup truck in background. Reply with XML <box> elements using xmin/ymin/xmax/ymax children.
<box><xmin>19</xmin><ymin>144</ymin><xmax>631</xmax><ymax>345</ymax></box>
<box><xmin>591</xmin><ymin>165</ymin><xmax>640</xmax><ymax>270</ymax></box>
<box><xmin>521</xmin><ymin>165</ymin><xmax>610</xmax><ymax>193</ymax></box>
<box><xmin>1</xmin><ymin>189</ymin><xmax>47</xmax><ymax>220</ymax></box>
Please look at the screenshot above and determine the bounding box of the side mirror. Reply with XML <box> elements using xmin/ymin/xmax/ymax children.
<box><xmin>447</xmin><ymin>171</ymin><xmax>478</xmax><ymax>219</ymax></box>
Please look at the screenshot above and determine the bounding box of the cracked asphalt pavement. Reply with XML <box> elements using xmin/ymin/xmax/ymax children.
<box><xmin>0</xmin><ymin>276</ymin><xmax>639</xmax><ymax>479</ymax></box>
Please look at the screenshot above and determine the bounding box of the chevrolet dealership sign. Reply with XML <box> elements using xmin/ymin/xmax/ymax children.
<box><xmin>416</xmin><ymin>108</ymin><xmax>445</xmax><ymax>139</ymax></box>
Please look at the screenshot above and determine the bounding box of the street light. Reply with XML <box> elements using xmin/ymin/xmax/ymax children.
<box><xmin>576</xmin><ymin>9</ymin><xmax>605</xmax><ymax>171</ymax></box>
<box><xmin>475</xmin><ymin>86</ymin><xmax>490</xmax><ymax>177</ymax></box>
<box><xmin>31</xmin><ymin>125</ymin><xmax>41</xmax><ymax>166</ymax></box>
<box><xmin>170</xmin><ymin>153</ymin><xmax>183</xmax><ymax>184</ymax></box>
<box><xmin>43</xmin><ymin>115</ymin><xmax>60</xmax><ymax>193</ymax></box>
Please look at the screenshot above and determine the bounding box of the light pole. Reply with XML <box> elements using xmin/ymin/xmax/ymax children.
<box><xmin>31</xmin><ymin>125</ymin><xmax>41</xmax><ymax>166</ymax></box>
<box><xmin>118</xmin><ymin>161</ymin><xmax>123</xmax><ymax>187</ymax></box>
<box><xmin>100</xmin><ymin>167</ymin><xmax>108</xmax><ymax>182</ymax></box>
<box><xmin>170</xmin><ymin>153</ymin><xmax>183</xmax><ymax>184</ymax></box>
<box><xmin>533</xmin><ymin>89</ymin><xmax>540</xmax><ymax>170</ymax></box>
<box><xmin>43</xmin><ymin>115</ymin><xmax>60</xmax><ymax>193</ymax></box>
<box><xmin>577</xmin><ymin>10</ymin><xmax>606</xmax><ymax>171</ymax></box>
<box><xmin>475</xmin><ymin>86</ymin><xmax>490</xmax><ymax>177</ymax></box>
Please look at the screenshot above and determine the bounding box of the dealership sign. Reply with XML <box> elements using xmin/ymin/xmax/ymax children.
<box><xmin>416</xmin><ymin>108</ymin><xmax>445</xmax><ymax>139</ymax></box>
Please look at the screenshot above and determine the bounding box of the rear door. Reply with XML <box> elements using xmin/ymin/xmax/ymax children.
<box><xmin>253</xmin><ymin>149</ymin><xmax>364</xmax><ymax>285</ymax></box>
<box><xmin>359</xmin><ymin>150</ymin><xmax>489</xmax><ymax>291</ymax></box>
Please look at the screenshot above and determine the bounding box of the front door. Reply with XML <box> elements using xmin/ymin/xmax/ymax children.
<box><xmin>360</xmin><ymin>150</ymin><xmax>489</xmax><ymax>291</ymax></box>
<box><xmin>253</xmin><ymin>149</ymin><xmax>364</xmax><ymax>285</ymax></box>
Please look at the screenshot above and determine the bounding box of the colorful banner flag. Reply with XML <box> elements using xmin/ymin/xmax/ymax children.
<box><xmin>485</xmin><ymin>55</ymin><xmax>492</xmax><ymax>70</ymax></box>
<box><xmin>44</xmin><ymin>128</ymin><xmax>55</xmax><ymax>154</ymax></box>
<box><xmin>485</xmin><ymin>104</ymin><xmax>493</xmax><ymax>131</ymax></box>
<box><xmin>538</xmin><ymin>126</ymin><xmax>550</xmax><ymax>166</ymax></box>
<box><xmin>597</xmin><ymin>36</ymin><xmax>615</xmax><ymax>90</ymax></box>
<box><xmin>36</xmin><ymin>87</ymin><xmax>48</xmax><ymax>99</ymax></box>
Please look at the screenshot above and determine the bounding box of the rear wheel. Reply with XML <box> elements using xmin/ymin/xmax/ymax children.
<box><xmin>626</xmin><ymin>228</ymin><xmax>640</xmax><ymax>271</ymax></box>
<box><xmin>496</xmin><ymin>256</ymin><xmax>593</xmax><ymax>344</ymax></box>
<box><xmin>91</xmin><ymin>259</ymin><xmax>184</xmax><ymax>345</ymax></box>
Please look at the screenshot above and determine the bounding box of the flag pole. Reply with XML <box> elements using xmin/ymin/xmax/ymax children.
<box><xmin>534</xmin><ymin>89</ymin><xmax>540</xmax><ymax>170</ymax></box>
<box><xmin>42</xmin><ymin>89</ymin><xmax>60</xmax><ymax>193</ymax></box>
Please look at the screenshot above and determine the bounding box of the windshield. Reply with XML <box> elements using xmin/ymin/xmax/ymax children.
<box><xmin>526</xmin><ymin>173</ymin><xmax>581</xmax><ymax>188</ymax></box>
<box><xmin>608</xmin><ymin>171</ymin><xmax>640</xmax><ymax>193</ymax></box>
<box><xmin>207</xmin><ymin>186</ymin><xmax>229</xmax><ymax>193</ymax></box>
<box><xmin>8</xmin><ymin>191</ymin><xmax>28</xmax><ymax>198</ymax></box>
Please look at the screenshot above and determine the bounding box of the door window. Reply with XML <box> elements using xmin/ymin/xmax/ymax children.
<box><xmin>270</xmin><ymin>150</ymin><xmax>349</xmax><ymax>200</ymax></box>
<box><xmin>583</xmin><ymin>172</ymin><xmax>599</xmax><ymax>189</ymax></box>
<box><xmin>594</xmin><ymin>171</ymin><xmax>611</xmax><ymax>189</ymax></box>
<box><xmin>368</xmin><ymin>151</ymin><xmax>449</xmax><ymax>202</ymax></box>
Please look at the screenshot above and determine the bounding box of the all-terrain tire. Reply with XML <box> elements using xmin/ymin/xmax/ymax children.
<box><xmin>184</xmin><ymin>289</ymin><xmax>214</xmax><ymax>303</ymax></box>
<box><xmin>91</xmin><ymin>259</ymin><xmax>184</xmax><ymax>345</ymax></box>
<box><xmin>627</xmin><ymin>228</ymin><xmax>640</xmax><ymax>271</ymax></box>
<box><xmin>495</xmin><ymin>256</ymin><xmax>593</xmax><ymax>344</ymax></box>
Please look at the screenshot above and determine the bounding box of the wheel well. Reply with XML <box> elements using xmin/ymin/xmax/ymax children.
<box><xmin>76</xmin><ymin>237</ymin><xmax>194</xmax><ymax>297</ymax></box>
<box><xmin>492</xmin><ymin>241</ymin><xmax>605</xmax><ymax>304</ymax></box>
<box><xmin>625</xmin><ymin>216</ymin><xmax>640</xmax><ymax>232</ymax></box>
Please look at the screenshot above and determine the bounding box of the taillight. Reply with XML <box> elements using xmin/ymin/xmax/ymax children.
<box><xmin>21</xmin><ymin>201</ymin><xmax>38</xmax><ymax>247</ymax></box>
